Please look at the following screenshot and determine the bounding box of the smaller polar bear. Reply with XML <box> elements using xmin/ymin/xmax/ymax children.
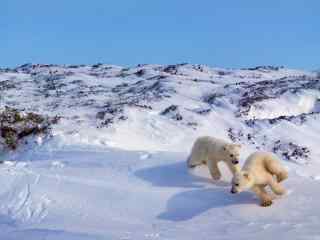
<box><xmin>187</xmin><ymin>136</ymin><xmax>241</xmax><ymax>180</ymax></box>
<box><xmin>231</xmin><ymin>151</ymin><xmax>288</xmax><ymax>207</ymax></box>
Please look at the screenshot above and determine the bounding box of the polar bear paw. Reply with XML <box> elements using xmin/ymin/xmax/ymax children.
<box><xmin>211</xmin><ymin>172</ymin><xmax>222</xmax><ymax>181</ymax></box>
<box><xmin>261</xmin><ymin>199</ymin><xmax>273</xmax><ymax>207</ymax></box>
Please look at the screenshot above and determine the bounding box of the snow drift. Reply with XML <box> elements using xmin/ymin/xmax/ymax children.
<box><xmin>0</xmin><ymin>63</ymin><xmax>320</xmax><ymax>239</ymax></box>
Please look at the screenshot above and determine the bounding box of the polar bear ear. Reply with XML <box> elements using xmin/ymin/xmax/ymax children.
<box><xmin>231</xmin><ymin>144</ymin><xmax>241</xmax><ymax>149</ymax></box>
<box><xmin>243</xmin><ymin>172</ymin><xmax>250</xmax><ymax>180</ymax></box>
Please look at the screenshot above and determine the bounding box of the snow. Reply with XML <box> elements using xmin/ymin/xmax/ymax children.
<box><xmin>246</xmin><ymin>90</ymin><xmax>320</xmax><ymax>120</ymax></box>
<box><xmin>0</xmin><ymin>64</ymin><xmax>320</xmax><ymax>239</ymax></box>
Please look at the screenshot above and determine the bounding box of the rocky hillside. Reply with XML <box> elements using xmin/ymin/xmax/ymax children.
<box><xmin>1</xmin><ymin>63</ymin><xmax>319</xmax><ymax>164</ymax></box>
<box><xmin>1</xmin><ymin>63</ymin><xmax>320</xmax><ymax>240</ymax></box>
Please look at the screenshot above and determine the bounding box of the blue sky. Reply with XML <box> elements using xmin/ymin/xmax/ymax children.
<box><xmin>1</xmin><ymin>0</ymin><xmax>319</xmax><ymax>69</ymax></box>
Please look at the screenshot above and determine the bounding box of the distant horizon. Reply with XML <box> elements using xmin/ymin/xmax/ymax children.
<box><xmin>2</xmin><ymin>0</ymin><xmax>320</xmax><ymax>71</ymax></box>
<box><xmin>1</xmin><ymin>62</ymin><xmax>318</xmax><ymax>72</ymax></box>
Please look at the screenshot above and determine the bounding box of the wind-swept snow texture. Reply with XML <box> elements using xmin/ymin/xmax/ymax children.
<box><xmin>0</xmin><ymin>63</ymin><xmax>320</xmax><ymax>239</ymax></box>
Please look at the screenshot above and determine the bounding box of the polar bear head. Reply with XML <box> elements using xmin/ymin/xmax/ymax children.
<box><xmin>222</xmin><ymin>144</ymin><xmax>241</xmax><ymax>165</ymax></box>
<box><xmin>230</xmin><ymin>171</ymin><xmax>254</xmax><ymax>194</ymax></box>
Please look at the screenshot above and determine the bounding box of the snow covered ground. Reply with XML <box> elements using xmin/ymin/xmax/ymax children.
<box><xmin>0</xmin><ymin>64</ymin><xmax>320</xmax><ymax>239</ymax></box>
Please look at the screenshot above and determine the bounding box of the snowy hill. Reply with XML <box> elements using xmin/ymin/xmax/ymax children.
<box><xmin>0</xmin><ymin>63</ymin><xmax>320</xmax><ymax>239</ymax></box>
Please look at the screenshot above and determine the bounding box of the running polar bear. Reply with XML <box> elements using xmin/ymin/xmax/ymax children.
<box><xmin>231</xmin><ymin>151</ymin><xmax>288</xmax><ymax>207</ymax></box>
<box><xmin>187</xmin><ymin>136</ymin><xmax>241</xmax><ymax>180</ymax></box>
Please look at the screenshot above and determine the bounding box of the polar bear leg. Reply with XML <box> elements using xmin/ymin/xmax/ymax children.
<box><xmin>252</xmin><ymin>186</ymin><xmax>273</xmax><ymax>207</ymax></box>
<box><xmin>266</xmin><ymin>159</ymin><xmax>288</xmax><ymax>183</ymax></box>
<box><xmin>187</xmin><ymin>143</ymin><xmax>208</xmax><ymax>168</ymax></box>
<box><xmin>276</xmin><ymin>170</ymin><xmax>288</xmax><ymax>183</ymax></box>
<box><xmin>207</xmin><ymin>159</ymin><xmax>221</xmax><ymax>180</ymax></box>
<box><xmin>268</xmin><ymin>178</ymin><xmax>286</xmax><ymax>195</ymax></box>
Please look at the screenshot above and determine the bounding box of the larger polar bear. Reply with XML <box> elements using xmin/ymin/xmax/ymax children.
<box><xmin>230</xmin><ymin>151</ymin><xmax>288</xmax><ymax>207</ymax></box>
<box><xmin>187</xmin><ymin>136</ymin><xmax>241</xmax><ymax>180</ymax></box>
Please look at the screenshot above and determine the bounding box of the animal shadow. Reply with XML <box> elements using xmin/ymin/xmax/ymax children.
<box><xmin>135</xmin><ymin>161</ymin><xmax>229</xmax><ymax>188</ymax></box>
<box><xmin>135</xmin><ymin>161</ymin><xmax>256</xmax><ymax>221</ymax></box>
<box><xmin>158</xmin><ymin>188</ymin><xmax>255</xmax><ymax>221</ymax></box>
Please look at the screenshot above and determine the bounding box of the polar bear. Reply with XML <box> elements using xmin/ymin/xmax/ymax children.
<box><xmin>230</xmin><ymin>151</ymin><xmax>288</xmax><ymax>207</ymax></box>
<box><xmin>187</xmin><ymin>136</ymin><xmax>241</xmax><ymax>180</ymax></box>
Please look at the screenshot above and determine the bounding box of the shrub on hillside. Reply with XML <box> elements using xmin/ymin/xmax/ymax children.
<box><xmin>0</xmin><ymin>107</ymin><xmax>59</xmax><ymax>150</ymax></box>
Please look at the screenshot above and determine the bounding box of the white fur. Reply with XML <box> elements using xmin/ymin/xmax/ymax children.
<box><xmin>231</xmin><ymin>151</ymin><xmax>288</xmax><ymax>207</ymax></box>
<box><xmin>187</xmin><ymin>136</ymin><xmax>241</xmax><ymax>180</ymax></box>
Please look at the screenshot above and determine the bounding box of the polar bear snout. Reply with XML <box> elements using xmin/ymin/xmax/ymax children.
<box><xmin>230</xmin><ymin>187</ymin><xmax>238</xmax><ymax>194</ymax></box>
<box><xmin>228</xmin><ymin>153</ymin><xmax>240</xmax><ymax>165</ymax></box>
<box><xmin>232</xmin><ymin>160</ymin><xmax>239</xmax><ymax>165</ymax></box>
<box><xmin>230</xmin><ymin>183</ymin><xmax>240</xmax><ymax>194</ymax></box>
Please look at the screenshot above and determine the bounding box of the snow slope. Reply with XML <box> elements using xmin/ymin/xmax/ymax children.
<box><xmin>0</xmin><ymin>63</ymin><xmax>320</xmax><ymax>239</ymax></box>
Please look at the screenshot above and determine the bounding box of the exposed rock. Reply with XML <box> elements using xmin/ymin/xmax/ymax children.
<box><xmin>0</xmin><ymin>107</ymin><xmax>59</xmax><ymax>150</ymax></box>
<box><xmin>203</xmin><ymin>93</ymin><xmax>224</xmax><ymax>106</ymax></box>
<box><xmin>272</xmin><ymin>140</ymin><xmax>310</xmax><ymax>164</ymax></box>
<box><xmin>244</xmin><ymin>66</ymin><xmax>284</xmax><ymax>71</ymax></box>
<box><xmin>160</xmin><ymin>105</ymin><xmax>183</xmax><ymax>121</ymax></box>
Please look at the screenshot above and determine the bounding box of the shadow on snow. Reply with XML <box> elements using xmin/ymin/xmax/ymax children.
<box><xmin>135</xmin><ymin>161</ymin><xmax>256</xmax><ymax>221</ymax></box>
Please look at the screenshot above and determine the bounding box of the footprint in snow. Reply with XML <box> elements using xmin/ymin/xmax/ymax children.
<box><xmin>140</xmin><ymin>153</ymin><xmax>152</xmax><ymax>160</ymax></box>
<box><xmin>51</xmin><ymin>161</ymin><xmax>65</xmax><ymax>168</ymax></box>
<box><xmin>286</xmin><ymin>189</ymin><xmax>294</xmax><ymax>196</ymax></box>
<box><xmin>311</xmin><ymin>175</ymin><xmax>320</xmax><ymax>181</ymax></box>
